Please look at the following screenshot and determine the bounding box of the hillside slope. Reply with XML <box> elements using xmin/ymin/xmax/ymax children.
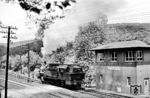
<box><xmin>106</xmin><ymin>23</ymin><xmax>150</xmax><ymax>44</ymax></box>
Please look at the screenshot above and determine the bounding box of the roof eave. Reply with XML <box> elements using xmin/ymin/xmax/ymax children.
<box><xmin>90</xmin><ymin>47</ymin><xmax>150</xmax><ymax>51</ymax></box>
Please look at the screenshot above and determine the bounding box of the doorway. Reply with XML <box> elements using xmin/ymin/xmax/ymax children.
<box><xmin>144</xmin><ymin>78</ymin><xmax>149</xmax><ymax>95</ymax></box>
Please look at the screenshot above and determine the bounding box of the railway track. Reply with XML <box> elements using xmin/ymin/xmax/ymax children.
<box><xmin>47</xmin><ymin>92</ymin><xmax>73</xmax><ymax>98</ymax></box>
<box><xmin>0</xmin><ymin>69</ymin><xmax>135</xmax><ymax>98</ymax></box>
<box><xmin>78</xmin><ymin>89</ymin><xmax>133</xmax><ymax>98</ymax></box>
<box><xmin>57</xmin><ymin>92</ymin><xmax>79</xmax><ymax>98</ymax></box>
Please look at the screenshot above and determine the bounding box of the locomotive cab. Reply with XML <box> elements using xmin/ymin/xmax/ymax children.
<box><xmin>64</xmin><ymin>65</ymin><xmax>85</xmax><ymax>87</ymax></box>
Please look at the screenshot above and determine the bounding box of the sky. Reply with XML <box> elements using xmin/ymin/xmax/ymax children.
<box><xmin>0</xmin><ymin>0</ymin><xmax>150</xmax><ymax>54</ymax></box>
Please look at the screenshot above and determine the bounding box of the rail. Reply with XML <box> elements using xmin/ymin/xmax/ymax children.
<box><xmin>79</xmin><ymin>89</ymin><xmax>135</xmax><ymax>98</ymax></box>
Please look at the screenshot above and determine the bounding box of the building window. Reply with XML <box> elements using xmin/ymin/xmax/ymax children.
<box><xmin>111</xmin><ymin>51</ymin><xmax>117</xmax><ymax>62</ymax></box>
<box><xmin>97</xmin><ymin>53</ymin><xmax>104</xmax><ymax>62</ymax></box>
<box><xmin>127</xmin><ymin>77</ymin><xmax>131</xmax><ymax>86</ymax></box>
<box><xmin>125</xmin><ymin>51</ymin><xmax>135</xmax><ymax>62</ymax></box>
<box><xmin>136</xmin><ymin>50</ymin><xmax>143</xmax><ymax>61</ymax></box>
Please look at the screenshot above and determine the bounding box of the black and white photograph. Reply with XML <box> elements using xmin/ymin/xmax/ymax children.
<box><xmin>0</xmin><ymin>0</ymin><xmax>150</xmax><ymax>98</ymax></box>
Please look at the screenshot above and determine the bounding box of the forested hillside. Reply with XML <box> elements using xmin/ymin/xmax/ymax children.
<box><xmin>107</xmin><ymin>23</ymin><xmax>150</xmax><ymax>44</ymax></box>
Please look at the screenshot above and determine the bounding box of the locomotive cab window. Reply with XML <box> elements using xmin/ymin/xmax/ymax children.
<box><xmin>66</xmin><ymin>67</ymin><xmax>70</xmax><ymax>72</ymax></box>
<box><xmin>73</xmin><ymin>68</ymin><xmax>83</xmax><ymax>73</ymax></box>
<box><xmin>59</xmin><ymin>68</ymin><xmax>65</xmax><ymax>73</ymax></box>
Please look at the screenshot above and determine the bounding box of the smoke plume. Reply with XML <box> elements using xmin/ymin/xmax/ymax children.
<box><xmin>43</xmin><ymin>0</ymin><xmax>127</xmax><ymax>54</ymax></box>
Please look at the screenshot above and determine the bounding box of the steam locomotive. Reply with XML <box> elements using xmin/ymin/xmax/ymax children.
<box><xmin>38</xmin><ymin>63</ymin><xmax>85</xmax><ymax>88</ymax></box>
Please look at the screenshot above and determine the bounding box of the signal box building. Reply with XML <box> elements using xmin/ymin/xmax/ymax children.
<box><xmin>91</xmin><ymin>40</ymin><xmax>150</xmax><ymax>94</ymax></box>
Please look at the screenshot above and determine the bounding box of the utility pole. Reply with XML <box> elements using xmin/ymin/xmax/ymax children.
<box><xmin>0</xmin><ymin>24</ymin><xmax>17</xmax><ymax>98</ymax></box>
<box><xmin>27</xmin><ymin>44</ymin><xmax>30</xmax><ymax>82</ymax></box>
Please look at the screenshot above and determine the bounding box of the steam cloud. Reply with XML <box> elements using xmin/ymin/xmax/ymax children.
<box><xmin>43</xmin><ymin>0</ymin><xmax>127</xmax><ymax>54</ymax></box>
<box><xmin>71</xmin><ymin>0</ymin><xmax>127</xmax><ymax>23</ymax></box>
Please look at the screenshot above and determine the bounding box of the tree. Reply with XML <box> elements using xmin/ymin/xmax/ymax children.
<box><xmin>74</xmin><ymin>20</ymin><xmax>107</xmax><ymax>61</ymax></box>
<box><xmin>0</xmin><ymin>45</ymin><xmax>6</xmax><ymax>57</ymax></box>
<box><xmin>21</xmin><ymin>51</ymin><xmax>42</xmax><ymax>71</ymax></box>
<box><xmin>28</xmin><ymin>51</ymin><xmax>42</xmax><ymax>71</ymax></box>
<box><xmin>16</xmin><ymin>0</ymin><xmax>76</xmax><ymax>40</ymax></box>
<box><xmin>56</xmin><ymin>46</ymin><xmax>65</xmax><ymax>53</ymax></box>
<box><xmin>66</xmin><ymin>41</ymin><xmax>74</xmax><ymax>50</ymax></box>
<box><xmin>18</xmin><ymin>0</ymin><xmax>76</xmax><ymax>15</ymax></box>
<box><xmin>10</xmin><ymin>55</ymin><xmax>22</xmax><ymax>71</ymax></box>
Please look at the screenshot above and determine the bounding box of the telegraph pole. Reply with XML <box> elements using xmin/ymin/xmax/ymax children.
<box><xmin>0</xmin><ymin>24</ymin><xmax>17</xmax><ymax>98</ymax></box>
<box><xmin>27</xmin><ymin>44</ymin><xmax>30</xmax><ymax>82</ymax></box>
<box><xmin>5</xmin><ymin>26</ymin><xmax>10</xmax><ymax>98</ymax></box>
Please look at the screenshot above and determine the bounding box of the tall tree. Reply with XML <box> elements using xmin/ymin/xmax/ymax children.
<box><xmin>74</xmin><ymin>18</ymin><xmax>107</xmax><ymax>61</ymax></box>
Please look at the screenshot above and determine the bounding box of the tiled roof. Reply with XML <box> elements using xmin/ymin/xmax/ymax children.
<box><xmin>90</xmin><ymin>40</ymin><xmax>150</xmax><ymax>51</ymax></box>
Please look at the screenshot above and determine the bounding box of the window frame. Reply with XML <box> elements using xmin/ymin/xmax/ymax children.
<box><xmin>136</xmin><ymin>50</ymin><xmax>143</xmax><ymax>61</ymax></box>
<box><xmin>125</xmin><ymin>51</ymin><xmax>135</xmax><ymax>62</ymax></box>
<box><xmin>111</xmin><ymin>51</ymin><xmax>117</xmax><ymax>62</ymax></box>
